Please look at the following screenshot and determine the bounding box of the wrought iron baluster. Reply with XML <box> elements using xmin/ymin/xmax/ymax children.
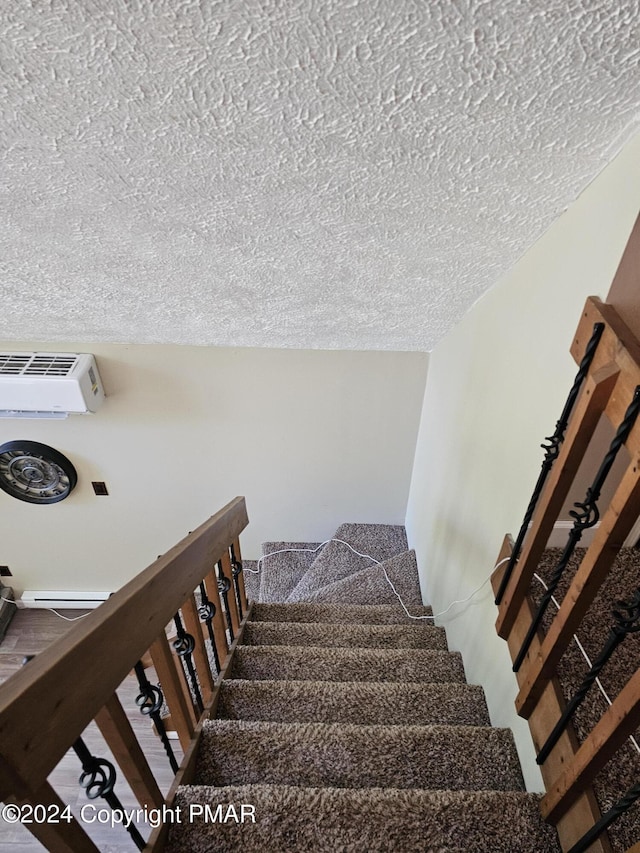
<box><xmin>198</xmin><ymin>581</ymin><xmax>221</xmax><ymax>674</ymax></box>
<box><xmin>73</xmin><ymin>737</ymin><xmax>145</xmax><ymax>850</ymax></box>
<box><xmin>230</xmin><ymin>543</ymin><xmax>244</xmax><ymax>621</ymax></box>
<box><xmin>495</xmin><ymin>322</ymin><xmax>605</xmax><ymax>605</ymax></box>
<box><xmin>567</xmin><ymin>780</ymin><xmax>640</xmax><ymax>853</ymax></box>
<box><xmin>173</xmin><ymin>612</ymin><xmax>204</xmax><ymax>714</ymax></box>
<box><xmin>513</xmin><ymin>385</ymin><xmax>640</xmax><ymax>672</ymax></box>
<box><xmin>133</xmin><ymin>661</ymin><xmax>179</xmax><ymax>773</ymax></box>
<box><xmin>536</xmin><ymin>588</ymin><xmax>640</xmax><ymax>764</ymax></box>
<box><xmin>216</xmin><ymin>559</ymin><xmax>235</xmax><ymax>643</ymax></box>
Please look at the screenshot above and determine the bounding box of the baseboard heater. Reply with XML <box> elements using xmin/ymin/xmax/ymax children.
<box><xmin>19</xmin><ymin>590</ymin><xmax>112</xmax><ymax>609</ymax></box>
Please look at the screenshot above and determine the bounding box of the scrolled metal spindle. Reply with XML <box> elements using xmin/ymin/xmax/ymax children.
<box><xmin>173</xmin><ymin>611</ymin><xmax>204</xmax><ymax>714</ymax></box>
<box><xmin>133</xmin><ymin>661</ymin><xmax>179</xmax><ymax>773</ymax></box>
<box><xmin>230</xmin><ymin>543</ymin><xmax>244</xmax><ymax>620</ymax></box>
<box><xmin>495</xmin><ymin>321</ymin><xmax>605</xmax><ymax>605</ymax></box>
<box><xmin>216</xmin><ymin>559</ymin><xmax>235</xmax><ymax>643</ymax></box>
<box><xmin>198</xmin><ymin>581</ymin><xmax>221</xmax><ymax>674</ymax></box>
<box><xmin>567</xmin><ymin>780</ymin><xmax>640</xmax><ymax>853</ymax></box>
<box><xmin>73</xmin><ymin>737</ymin><xmax>145</xmax><ymax>850</ymax></box>
<box><xmin>536</xmin><ymin>588</ymin><xmax>640</xmax><ymax>764</ymax></box>
<box><xmin>513</xmin><ymin>385</ymin><xmax>640</xmax><ymax>672</ymax></box>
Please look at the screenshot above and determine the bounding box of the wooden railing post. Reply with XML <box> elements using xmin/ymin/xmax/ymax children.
<box><xmin>203</xmin><ymin>567</ymin><xmax>230</xmax><ymax>663</ymax></box>
<box><xmin>181</xmin><ymin>593</ymin><xmax>216</xmax><ymax>705</ymax></box>
<box><xmin>541</xmin><ymin>668</ymin><xmax>640</xmax><ymax>824</ymax></box>
<box><xmin>150</xmin><ymin>633</ymin><xmax>195</xmax><ymax>751</ymax></box>
<box><xmin>231</xmin><ymin>537</ymin><xmax>248</xmax><ymax>613</ymax></box>
<box><xmin>220</xmin><ymin>550</ymin><xmax>241</xmax><ymax>635</ymax></box>
<box><xmin>95</xmin><ymin>692</ymin><xmax>164</xmax><ymax>811</ymax></box>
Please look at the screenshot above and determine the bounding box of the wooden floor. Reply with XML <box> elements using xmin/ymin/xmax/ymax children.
<box><xmin>0</xmin><ymin>608</ymin><xmax>183</xmax><ymax>852</ymax></box>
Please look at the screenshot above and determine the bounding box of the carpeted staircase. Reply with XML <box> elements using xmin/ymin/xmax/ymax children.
<box><xmin>166</xmin><ymin>524</ymin><xmax>560</xmax><ymax>852</ymax></box>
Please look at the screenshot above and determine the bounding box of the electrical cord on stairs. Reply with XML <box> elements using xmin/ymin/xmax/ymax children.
<box><xmin>247</xmin><ymin>539</ymin><xmax>512</xmax><ymax>622</ymax></box>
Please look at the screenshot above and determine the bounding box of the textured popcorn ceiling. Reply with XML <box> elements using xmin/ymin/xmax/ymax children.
<box><xmin>1</xmin><ymin>1</ymin><xmax>639</xmax><ymax>351</ymax></box>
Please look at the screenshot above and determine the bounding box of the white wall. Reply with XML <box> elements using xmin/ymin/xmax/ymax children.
<box><xmin>405</xmin><ymin>132</ymin><xmax>640</xmax><ymax>791</ymax></box>
<box><xmin>0</xmin><ymin>344</ymin><xmax>427</xmax><ymax>595</ymax></box>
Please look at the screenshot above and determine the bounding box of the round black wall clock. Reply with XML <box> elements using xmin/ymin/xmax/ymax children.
<box><xmin>0</xmin><ymin>440</ymin><xmax>78</xmax><ymax>504</ymax></box>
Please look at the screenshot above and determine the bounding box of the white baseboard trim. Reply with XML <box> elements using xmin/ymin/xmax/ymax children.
<box><xmin>18</xmin><ymin>590</ymin><xmax>111</xmax><ymax>609</ymax></box>
<box><xmin>547</xmin><ymin>519</ymin><xmax>639</xmax><ymax>548</ymax></box>
<box><xmin>546</xmin><ymin>521</ymin><xmax>599</xmax><ymax>549</ymax></box>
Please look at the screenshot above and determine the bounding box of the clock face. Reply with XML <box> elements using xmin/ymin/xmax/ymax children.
<box><xmin>0</xmin><ymin>441</ymin><xmax>77</xmax><ymax>504</ymax></box>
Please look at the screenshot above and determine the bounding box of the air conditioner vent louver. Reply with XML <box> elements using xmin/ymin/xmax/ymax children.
<box><xmin>0</xmin><ymin>354</ymin><xmax>32</xmax><ymax>375</ymax></box>
<box><xmin>23</xmin><ymin>355</ymin><xmax>77</xmax><ymax>376</ymax></box>
<box><xmin>0</xmin><ymin>353</ymin><xmax>79</xmax><ymax>376</ymax></box>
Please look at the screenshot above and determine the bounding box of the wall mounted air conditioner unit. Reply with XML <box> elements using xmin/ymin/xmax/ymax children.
<box><xmin>0</xmin><ymin>352</ymin><xmax>105</xmax><ymax>418</ymax></box>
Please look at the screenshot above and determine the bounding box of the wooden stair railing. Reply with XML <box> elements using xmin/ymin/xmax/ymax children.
<box><xmin>493</xmin><ymin>298</ymin><xmax>640</xmax><ymax>853</ymax></box>
<box><xmin>0</xmin><ymin>496</ymin><xmax>249</xmax><ymax>852</ymax></box>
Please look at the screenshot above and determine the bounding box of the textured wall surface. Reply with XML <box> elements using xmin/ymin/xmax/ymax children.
<box><xmin>1</xmin><ymin>0</ymin><xmax>639</xmax><ymax>351</ymax></box>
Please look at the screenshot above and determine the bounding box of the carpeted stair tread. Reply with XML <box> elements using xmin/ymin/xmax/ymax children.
<box><xmin>168</xmin><ymin>785</ymin><xmax>561</xmax><ymax>853</ymax></box>
<box><xmin>230</xmin><ymin>645</ymin><xmax>466</xmax><ymax>683</ymax></box>
<box><xmin>304</xmin><ymin>550</ymin><xmax>422</xmax><ymax>606</ymax></box>
<box><xmin>287</xmin><ymin>523</ymin><xmax>408</xmax><ymax>602</ymax></box>
<box><xmin>251</xmin><ymin>601</ymin><xmax>433</xmax><ymax>624</ymax></box>
<box><xmin>258</xmin><ymin>542</ymin><xmax>321</xmax><ymax>603</ymax></box>
<box><xmin>217</xmin><ymin>679</ymin><xmax>492</xmax><ymax>726</ymax></box>
<box><xmin>242</xmin><ymin>620</ymin><xmax>448</xmax><ymax>650</ymax></box>
<box><xmin>196</xmin><ymin>720</ymin><xmax>525</xmax><ymax>791</ymax></box>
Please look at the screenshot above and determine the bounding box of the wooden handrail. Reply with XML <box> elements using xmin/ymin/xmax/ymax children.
<box><xmin>0</xmin><ymin>495</ymin><xmax>248</xmax><ymax>801</ymax></box>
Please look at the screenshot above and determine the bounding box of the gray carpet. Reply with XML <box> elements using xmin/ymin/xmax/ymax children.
<box><xmin>196</xmin><ymin>719</ymin><xmax>525</xmax><ymax>791</ymax></box>
<box><xmin>230</xmin><ymin>645</ymin><xmax>466</xmax><ymax>684</ymax></box>
<box><xmin>304</xmin><ymin>550</ymin><xmax>423</xmax><ymax>606</ymax></box>
<box><xmin>251</xmin><ymin>601</ymin><xmax>433</xmax><ymax>624</ymax></box>
<box><xmin>241</xmin><ymin>619</ymin><xmax>448</xmax><ymax>650</ymax></box>
<box><xmin>258</xmin><ymin>541</ymin><xmax>321</xmax><ymax>602</ymax></box>
<box><xmin>165</xmin><ymin>523</ymin><xmax>561</xmax><ymax>853</ymax></box>
<box><xmin>169</xmin><ymin>785</ymin><xmax>560</xmax><ymax>853</ymax></box>
<box><xmin>216</xmin><ymin>679</ymin><xmax>492</xmax><ymax>727</ymax></box>
<box><xmin>241</xmin><ymin>559</ymin><xmax>260</xmax><ymax>603</ymax></box>
<box><xmin>286</xmin><ymin>523</ymin><xmax>408</xmax><ymax>602</ymax></box>
<box><xmin>535</xmin><ymin>547</ymin><xmax>640</xmax><ymax>853</ymax></box>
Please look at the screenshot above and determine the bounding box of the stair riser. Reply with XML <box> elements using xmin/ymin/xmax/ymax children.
<box><xmin>230</xmin><ymin>647</ymin><xmax>466</xmax><ymax>684</ymax></box>
<box><xmin>217</xmin><ymin>681</ymin><xmax>492</xmax><ymax>727</ymax></box>
<box><xmin>168</xmin><ymin>786</ymin><xmax>561</xmax><ymax>853</ymax></box>
<box><xmin>250</xmin><ymin>602</ymin><xmax>433</xmax><ymax>624</ymax></box>
<box><xmin>242</xmin><ymin>622</ymin><xmax>448</xmax><ymax>650</ymax></box>
<box><xmin>196</xmin><ymin>722</ymin><xmax>525</xmax><ymax>791</ymax></box>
